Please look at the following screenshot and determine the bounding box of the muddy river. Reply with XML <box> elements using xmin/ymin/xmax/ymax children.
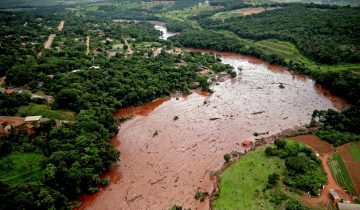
<box><xmin>82</xmin><ymin>24</ymin><xmax>348</xmax><ymax>210</ymax></box>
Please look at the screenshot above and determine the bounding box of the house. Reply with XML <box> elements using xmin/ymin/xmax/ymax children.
<box><xmin>5</xmin><ymin>88</ymin><xmax>16</xmax><ymax>94</ymax></box>
<box><xmin>330</xmin><ymin>189</ymin><xmax>342</xmax><ymax>203</ymax></box>
<box><xmin>242</xmin><ymin>140</ymin><xmax>253</xmax><ymax>147</ymax></box>
<box><xmin>24</xmin><ymin>116</ymin><xmax>42</xmax><ymax>122</ymax></box>
<box><xmin>337</xmin><ymin>202</ymin><xmax>360</xmax><ymax>210</ymax></box>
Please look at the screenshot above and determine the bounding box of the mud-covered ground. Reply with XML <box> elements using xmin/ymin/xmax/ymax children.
<box><xmin>83</xmin><ymin>50</ymin><xmax>347</xmax><ymax>210</ymax></box>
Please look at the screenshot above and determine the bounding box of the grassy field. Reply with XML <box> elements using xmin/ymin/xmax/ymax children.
<box><xmin>328</xmin><ymin>153</ymin><xmax>356</xmax><ymax>194</ymax></box>
<box><xmin>215</xmin><ymin>30</ymin><xmax>360</xmax><ymax>73</ymax></box>
<box><xmin>157</xmin><ymin>5</ymin><xmax>215</xmax><ymax>29</ymax></box>
<box><xmin>0</xmin><ymin>152</ymin><xmax>45</xmax><ymax>186</ymax></box>
<box><xmin>349</xmin><ymin>143</ymin><xmax>360</xmax><ymax>162</ymax></box>
<box><xmin>18</xmin><ymin>104</ymin><xmax>76</xmax><ymax>121</ymax></box>
<box><xmin>212</xmin><ymin>146</ymin><xmax>303</xmax><ymax>210</ymax></box>
<box><xmin>211</xmin><ymin>7</ymin><xmax>272</xmax><ymax>20</ymax></box>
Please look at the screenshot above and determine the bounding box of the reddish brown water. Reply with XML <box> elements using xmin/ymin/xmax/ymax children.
<box><xmin>84</xmin><ymin>50</ymin><xmax>348</xmax><ymax>210</ymax></box>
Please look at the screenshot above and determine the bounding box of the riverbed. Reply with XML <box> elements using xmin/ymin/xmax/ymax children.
<box><xmin>83</xmin><ymin>23</ymin><xmax>348</xmax><ymax>210</ymax></box>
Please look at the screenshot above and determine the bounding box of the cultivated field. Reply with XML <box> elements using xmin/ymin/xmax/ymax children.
<box><xmin>349</xmin><ymin>143</ymin><xmax>360</xmax><ymax>162</ymax></box>
<box><xmin>328</xmin><ymin>153</ymin><xmax>356</xmax><ymax>195</ymax></box>
<box><xmin>338</xmin><ymin>143</ymin><xmax>360</xmax><ymax>196</ymax></box>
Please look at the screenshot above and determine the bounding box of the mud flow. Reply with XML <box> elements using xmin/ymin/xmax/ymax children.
<box><xmin>83</xmin><ymin>49</ymin><xmax>347</xmax><ymax>210</ymax></box>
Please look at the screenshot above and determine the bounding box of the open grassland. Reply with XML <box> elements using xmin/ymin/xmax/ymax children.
<box><xmin>157</xmin><ymin>5</ymin><xmax>215</xmax><ymax>28</ymax></box>
<box><xmin>216</xmin><ymin>30</ymin><xmax>360</xmax><ymax>73</ymax></box>
<box><xmin>0</xmin><ymin>152</ymin><xmax>45</xmax><ymax>186</ymax></box>
<box><xmin>212</xmin><ymin>147</ymin><xmax>284</xmax><ymax>210</ymax></box>
<box><xmin>212</xmin><ymin>145</ymin><xmax>311</xmax><ymax>210</ymax></box>
<box><xmin>18</xmin><ymin>104</ymin><xmax>76</xmax><ymax>121</ymax></box>
<box><xmin>349</xmin><ymin>143</ymin><xmax>360</xmax><ymax>162</ymax></box>
<box><xmin>328</xmin><ymin>153</ymin><xmax>356</xmax><ymax>195</ymax></box>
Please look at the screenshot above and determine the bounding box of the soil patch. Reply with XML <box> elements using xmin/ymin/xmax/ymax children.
<box><xmin>86</xmin><ymin>36</ymin><xmax>90</xmax><ymax>55</ymax></box>
<box><xmin>58</xmin><ymin>20</ymin><xmax>64</xmax><ymax>31</ymax></box>
<box><xmin>238</xmin><ymin>7</ymin><xmax>265</xmax><ymax>16</ymax></box>
<box><xmin>44</xmin><ymin>34</ymin><xmax>56</xmax><ymax>49</ymax></box>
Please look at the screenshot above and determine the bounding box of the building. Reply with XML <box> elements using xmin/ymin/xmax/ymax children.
<box><xmin>242</xmin><ymin>140</ymin><xmax>253</xmax><ymax>147</ymax></box>
<box><xmin>24</xmin><ymin>116</ymin><xmax>42</xmax><ymax>122</ymax></box>
<box><xmin>329</xmin><ymin>189</ymin><xmax>342</xmax><ymax>203</ymax></box>
<box><xmin>337</xmin><ymin>202</ymin><xmax>360</xmax><ymax>210</ymax></box>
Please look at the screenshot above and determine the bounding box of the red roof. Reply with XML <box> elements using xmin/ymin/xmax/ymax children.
<box><xmin>5</xmin><ymin>89</ymin><xmax>16</xmax><ymax>94</ymax></box>
<box><xmin>242</xmin><ymin>140</ymin><xmax>253</xmax><ymax>147</ymax></box>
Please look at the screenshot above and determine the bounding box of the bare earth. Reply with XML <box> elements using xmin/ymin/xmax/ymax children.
<box><xmin>44</xmin><ymin>34</ymin><xmax>56</xmax><ymax>49</ymax></box>
<box><xmin>123</xmin><ymin>38</ymin><xmax>134</xmax><ymax>55</ymax></box>
<box><xmin>0</xmin><ymin>116</ymin><xmax>25</xmax><ymax>126</ymax></box>
<box><xmin>238</xmin><ymin>7</ymin><xmax>265</xmax><ymax>16</ymax></box>
<box><xmin>58</xmin><ymin>20</ymin><xmax>64</xmax><ymax>31</ymax></box>
<box><xmin>83</xmin><ymin>50</ymin><xmax>347</xmax><ymax>210</ymax></box>
<box><xmin>86</xmin><ymin>36</ymin><xmax>90</xmax><ymax>55</ymax></box>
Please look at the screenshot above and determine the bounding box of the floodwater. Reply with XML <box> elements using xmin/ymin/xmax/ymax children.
<box><xmin>112</xmin><ymin>20</ymin><xmax>178</xmax><ymax>40</ymax></box>
<box><xmin>147</xmin><ymin>21</ymin><xmax>178</xmax><ymax>40</ymax></box>
<box><xmin>83</xmin><ymin>47</ymin><xmax>348</xmax><ymax>210</ymax></box>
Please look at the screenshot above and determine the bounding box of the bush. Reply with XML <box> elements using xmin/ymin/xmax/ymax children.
<box><xmin>285</xmin><ymin>199</ymin><xmax>307</xmax><ymax>210</ymax></box>
<box><xmin>100</xmin><ymin>178</ymin><xmax>110</xmax><ymax>186</ymax></box>
<box><xmin>268</xmin><ymin>172</ymin><xmax>280</xmax><ymax>186</ymax></box>
<box><xmin>194</xmin><ymin>191</ymin><xmax>209</xmax><ymax>202</ymax></box>
<box><xmin>223</xmin><ymin>154</ymin><xmax>231</xmax><ymax>163</ymax></box>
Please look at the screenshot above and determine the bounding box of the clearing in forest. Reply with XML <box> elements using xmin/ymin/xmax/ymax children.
<box><xmin>0</xmin><ymin>152</ymin><xmax>45</xmax><ymax>186</ymax></box>
<box><xmin>86</xmin><ymin>36</ymin><xmax>90</xmax><ymax>55</ymax></box>
<box><xmin>212</xmin><ymin>7</ymin><xmax>272</xmax><ymax>20</ymax></box>
<box><xmin>123</xmin><ymin>38</ymin><xmax>134</xmax><ymax>55</ymax></box>
<box><xmin>44</xmin><ymin>34</ymin><xmax>56</xmax><ymax>49</ymax></box>
<box><xmin>58</xmin><ymin>20</ymin><xmax>64</xmax><ymax>31</ymax></box>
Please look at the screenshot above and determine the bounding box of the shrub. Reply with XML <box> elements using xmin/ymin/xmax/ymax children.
<box><xmin>223</xmin><ymin>154</ymin><xmax>231</xmax><ymax>163</ymax></box>
<box><xmin>285</xmin><ymin>199</ymin><xmax>307</xmax><ymax>210</ymax></box>
<box><xmin>268</xmin><ymin>172</ymin><xmax>280</xmax><ymax>186</ymax></box>
<box><xmin>194</xmin><ymin>191</ymin><xmax>209</xmax><ymax>202</ymax></box>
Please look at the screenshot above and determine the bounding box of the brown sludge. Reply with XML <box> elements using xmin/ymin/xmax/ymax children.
<box><xmin>82</xmin><ymin>50</ymin><xmax>348</xmax><ymax>210</ymax></box>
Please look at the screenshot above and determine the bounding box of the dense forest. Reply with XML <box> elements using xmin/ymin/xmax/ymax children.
<box><xmin>198</xmin><ymin>4</ymin><xmax>360</xmax><ymax>64</ymax></box>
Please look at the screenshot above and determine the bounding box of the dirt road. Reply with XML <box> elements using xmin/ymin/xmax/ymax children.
<box><xmin>58</xmin><ymin>20</ymin><xmax>64</xmax><ymax>31</ymax></box>
<box><xmin>43</xmin><ymin>34</ymin><xmax>56</xmax><ymax>49</ymax></box>
<box><xmin>86</xmin><ymin>36</ymin><xmax>90</xmax><ymax>55</ymax></box>
<box><xmin>123</xmin><ymin>38</ymin><xmax>134</xmax><ymax>55</ymax></box>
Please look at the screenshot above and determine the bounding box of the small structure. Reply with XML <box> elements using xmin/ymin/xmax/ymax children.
<box><xmin>25</xmin><ymin>116</ymin><xmax>42</xmax><ymax>122</ymax></box>
<box><xmin>5</xmin><ymin>88</ymin><xmax>16</xmax><ymax>94</ymax></box>
<box><xmin>329</xmin><ymin>189</ymin><xmax>342</xmax><ymax>203</ymax></box>
<box><xmin>0</xmin><ymin>124</ymin><xmax>12</xmax><ymax>136</ymax></box>
<box><xmin>242</xmin><ymin>140</ymin><xmax>253</xmax><ymax>147</ymax></box>
<box><xmin>337</xmin><ymin>202</ymin><xmax>360</xmax><ymax>210</ymax></box>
